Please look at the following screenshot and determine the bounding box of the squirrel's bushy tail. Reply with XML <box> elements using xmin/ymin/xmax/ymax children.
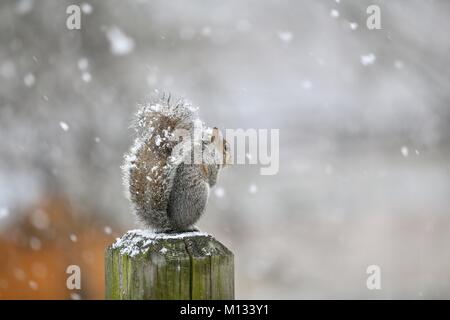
<box><xmin>121</xmin><ymin>94</ymin><xmax>198</xmax><ymax>230</ymax></box>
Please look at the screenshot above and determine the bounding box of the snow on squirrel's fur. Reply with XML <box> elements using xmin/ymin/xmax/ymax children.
<box><xmin>121</xmin><ymin>94</ymin><xmax>214</xmax><ymax>230</ymax></box>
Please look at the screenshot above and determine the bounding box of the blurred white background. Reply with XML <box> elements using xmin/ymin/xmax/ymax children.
<box><xmin>1</xmin><ymin>0</ymin><xmax>450</xmax><ymax>299</ymax></box>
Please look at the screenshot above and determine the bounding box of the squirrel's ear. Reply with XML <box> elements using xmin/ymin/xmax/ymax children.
<box><xmin>211</xmin><ymin>127</ymin><xmax>219</xmax><ymax>143</ymax></box>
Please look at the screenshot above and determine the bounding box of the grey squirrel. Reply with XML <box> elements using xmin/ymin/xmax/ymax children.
<box><xmin>122</xmin><ymin>94</ymin><xmax>230</xmax><ymax>232</ymax></box>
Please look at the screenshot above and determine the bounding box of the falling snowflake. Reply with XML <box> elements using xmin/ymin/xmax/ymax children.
<box><xmin>278</xmin><ymin>31</ymin><xmax>293</xmax><ymax>43</ymax></box>
<box><xmin>70</xmin><ymin>234</ymin><xmax>78</xmax><ymax>242</ymax></box>
<box><xmin>24</xmin><ymin>73</ymin><xmax>35</xmax><ymax>87</ymax></box>
<box><xmin>59</xmin><ymin>121</ymin><xmax>70</xmax><ymax>132</ymax></box>
<box><xmin>0</xmin><ymin>207</ymin><xmax>9</xmax><ymax>219</ymax></box>
<box><xmin>15</xmin><ymin>0</ymin><xmax>34</xmax><ymax>15</ymax></box>
<box><xmin>249</xmin><ymin>184</ymin><xmax>258</xmax><ymax>194</ymax></box>
<box><xmin>214</xmin><ymin>187</ymin><xmax>226</xmax><ymax>198</ymax></box>
<box><xmin>104</xmin><ymin>226</ymin><xmax>112</xmax><ymax>235</ymax></box>
<box><xmin>301</xmin><ymin>80</ymin><xmax>313</xmax><ymax>90</ymax></box>
<box><xmin>31</xmin><ymin>209</ymin><xmax>50</xmax><ymax>230</ymax></box>
<box><xmin>401</xmin><ymin>146</ymin><xmax>409</xmax><ymax>157</ymax></box>
<box><xmin>81</xmin><ymin>3</ymin><xmax>93</xmax><ymax>14</ymax></box>
<box><xmin>200</xmin><ymin>26</ymin><xmax>212</xmax><ymax>37</ymax></box>
<box><xmin>394</xmin><ymin>60</ymin><xmax>404</xmax><ymax>69</ymax></box>
<box><xmin>81</xmin><ymin>72</ymin><xmax>92</xmax><ymax>82</ymax></box>
<box><xmin>330</xmin><ymin>9</ymin><xmax>340</xmax><ymax>18</ymax></box>
<box><xmin>70</xmin><ymin>293</ymin><xmax>82</xmax><ymax>300</ymax></box>
<box><xmin>77</xmin><ymin>58</ymin><xmax>89</xmax><ymax>70</ymax></box>
<box><xmin>29</xmin><ymin>237</ymin><xmax>42</xmax><ymax>251</ymax></box>
<box><xmin>360</xmin><ymin>54</ymin><xmax>376</xmax><ymax>66</ymax></box>
<box><xmin>14</xmin><ymin>268</ymin><xmax>26</xmax><ymax>281</ymax></box>
<box><xmin>349</xmin><ymin>22</ymin><xmax>358</xmax><ymax>30</ymax></box>
<box><xmin>29</xmin><ymin>280</ymin><xmax>39</xmax><ymax>290</ymax></box>
<box><xmin>106</xmin><ymin>27</ymin><xmax>135</xmax><ymax>56</ymax></box>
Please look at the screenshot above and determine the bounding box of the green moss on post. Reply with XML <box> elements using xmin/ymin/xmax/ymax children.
<box><xmin>105</xmin><ymin>230</ymin><xmax>234</xmax><ymax>300</ymax></box>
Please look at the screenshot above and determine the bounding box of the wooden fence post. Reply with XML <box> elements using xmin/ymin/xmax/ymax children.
<box><xmin>105</xmin><ymin>230</ymin><xmax>234</xmax><ymax>299</ymax></box>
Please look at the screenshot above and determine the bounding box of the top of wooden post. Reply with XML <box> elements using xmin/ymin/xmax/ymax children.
<box><xmin>110</xmin><ymin>229</ymin><xmax>209</xmax><ymax>257</ymax></box>
<box><xmin>105</xmin><ymin>229</ymin><xmax>234</xmax><ymax>299</ymax></box>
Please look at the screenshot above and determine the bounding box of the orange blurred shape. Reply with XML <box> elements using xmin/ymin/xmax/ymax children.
<box><xmin>0</xmin><ymin>197</ymin><xmax>122</xmax><ymax>300</ymax></box>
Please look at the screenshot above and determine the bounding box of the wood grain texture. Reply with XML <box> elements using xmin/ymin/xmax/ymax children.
<box><xmin>105</xmin><ymin>230</ymin><xmax>234</xmax><ymax>300</ymax></box>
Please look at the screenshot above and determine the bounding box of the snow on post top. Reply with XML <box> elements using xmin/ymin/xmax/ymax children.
<box><xmin>111</xmin><ymin>229</ymin><xmax>210</xmax><ymax>257</ymax></box>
